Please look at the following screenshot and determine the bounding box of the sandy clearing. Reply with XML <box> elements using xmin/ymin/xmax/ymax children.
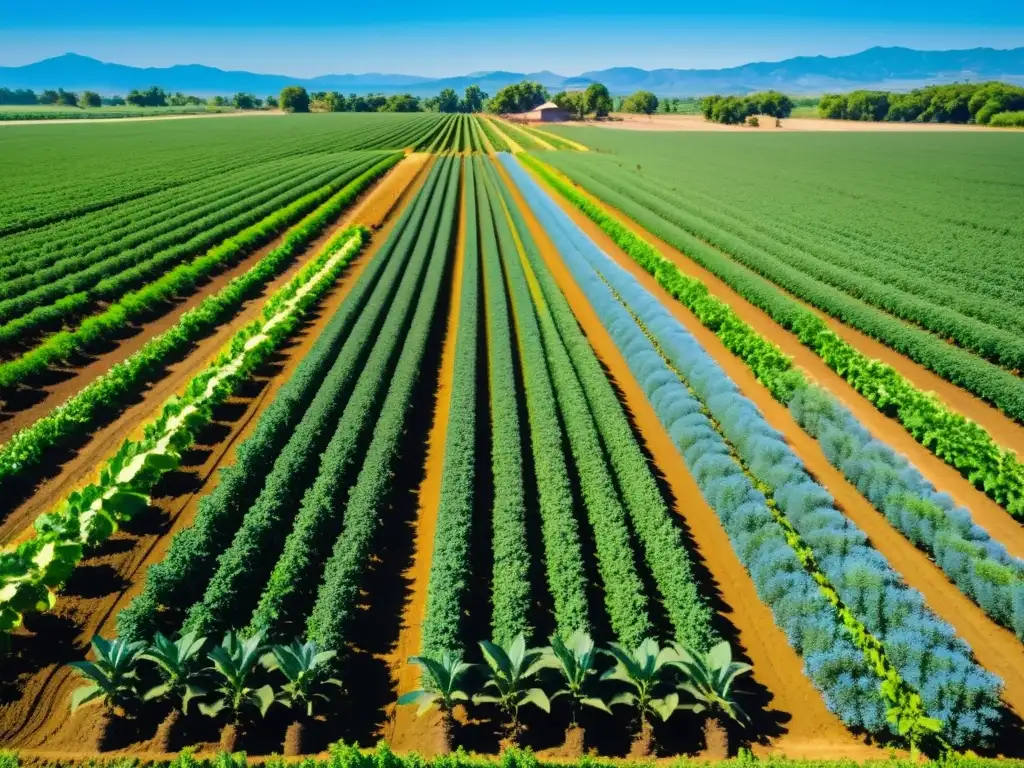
<box><xmin>578</xmin><ymin>113</ymin><xmax>1015</xmax><ymax>132</ymax></box>
<box><xmin>0</xmin><ymin>111</ymin><xmax>286</xmax><ymax>127</ymax></box>
<box><xmin>527</xmin><ymin>170</ymin><xmax>1024</xmax><ymax>731</ymax></box>
<box><xmin>520</xmin><ymin>165</ymin><xmax>1024</xmax><ymax>557</ymax></box>
<box><xmin>385</xmin><ymin>161</ymin><xmax>467</xmax><ymax>754</ymax></box>
<box><xmin>0</xmin><ymin>159</ymin><xmax>435</xmax><ymax>752</ymax></box>
<box><xmin>491</xmin><ymin>156</ymin><xmax>881</xmax><ymax>758</ymax></box>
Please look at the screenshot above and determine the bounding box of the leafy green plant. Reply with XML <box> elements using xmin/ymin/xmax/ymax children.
<box><xmin>198</xmin><ymin>631</ymin><xmax>275</xmax><ymax>723</ymax></box>
<box><xmin>474</xmin><ymin>633</ymin><xmax>550</xmax><ymax>739</ymax></box>
<box><xmin>542</xmin><ymin>631</ymin><xmax>610</xmax><ymax>726</ymax></box>
<box><xmin>68</xmin><ymin>635</ymin><xmax>146</xmax><ymax>712</ymax></box>
<box><xmin>672</xmin><ymin>641</ymin><xmax>752</xmax><ymax>756</ymax></box>
<box><xmin>263</xmin><ymin>639</ymin><xmax>341</xmax><ymax>716</ymax></box>
<box><xmin>602</xmin><ymin>639</ymin><xmax>681</xmax><ymax>726</ymax></box>
<box><xmin>141</xmin><ymin>631</ymin><xmax>209</xmax><ymax>713</ymax></box>
<box><xmin>397</xmin><ymin>652</ymin><xmax>473</xmax><ymax>716</ymax></box>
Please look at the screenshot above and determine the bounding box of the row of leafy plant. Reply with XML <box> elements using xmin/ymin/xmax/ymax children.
<box><xmin>420</xmin><ymin>158</ymin><xmax>483</xmax><ymax>658</ymax></box>
<box><xmin>0</xmin><ymin>154</ymin><xmax>382</xmax><ymax>344</ymax></box>
<box><xmin>517</xmin><ymin>154</ymin><xmax>1024</xmax><ymax>521</ymax></box>
<box><xmin>474</xmin><ymin>116</ymin><xmax>510</xmax><ymax>152</ymax></box>
<box><xmin>0</xmin><ymin>158</ymin><xmax>311</xmax><ymax>285</ymax></box>
<box><xmin>500</xmin><ymin>154</ymin><xmax>1001</xmax><ymax>751</ymax></box>
<box><xmin>0</xmin><ymin>156</ymin><xmax>344</xmax><ymax>307</ymax></box>
<box><xmin>0</xmin><ymin>153</ymin><xmax>402</xmax><ymax>487</ymax></box>
<box><xmin>306</xmin><ymin>156</ymin><xmax>461</xmax><ymax>664</ymax></box>
<box><xmin>116</xmin><ymin>159</ymin><xmax>451</xmax><ymax>645</ymax></box>
<box><xmin>0</xmin><ymin>154</ymin><xmax>392</xmax><ymax>391</ymax></box>
<box><xmin>484</xmin><ymin>157</ymin><xmax>652</xmax><ymax>648</ymax></box>
<box><xmin>0</xmin><ymin>226</ymin><xmax>369</xmax><ymax>644</ymax></box>
<box><xmin>513</xmin><ymin>156</ymin><xmax>1024</xmax><ymax>635</ymax></box>
<box><xmin>478</xmin><ymin>156</ymin><xmax>591</xmax><ymax>641</ymax></box>
<box><xmin>487</xmin><ymin>161</ymin><xmax>717</xmax><ymax>654</ymax></box>
<box><xmin>545</xmin><ymin>157</ymin><xmax>1024</xmax><ymax>373</ymax></box>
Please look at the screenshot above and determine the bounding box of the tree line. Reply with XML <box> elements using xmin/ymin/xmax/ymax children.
<box><xmin>0</xmin><ymin>85</ymin><xmax>272</xmax><ymax>110</ymax></box>
<box><xmin>699</xmin><ymin>91</ymin><xmax>795</xmax><ymax>124</ymax></box>
<box><xmin>818</xmin><ymin>81</ymin><xmax>1024</xmax><ymax>124</ymax></box>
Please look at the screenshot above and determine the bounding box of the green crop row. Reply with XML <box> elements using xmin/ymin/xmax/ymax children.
<box><xmin>482</xmin><ymin>158</ymin><xmax>651</xmax><ymax>648</ymax></box>
<box><xmin>519</xmin><ymin>154</ymin><xmax>1024</xmax><ymax>520</ymax></box>
<box><xmin>517</xmin><ymin>153</ymin><xmax>1024</xmax><ymax>638</ymax></box>
<box><xmin>243</xmin><ymin>158</ymin><xmax>458</xmax><ymax>641</ymax></box>
<box><xmin>478</xmin><ymin>161</ymin><xmax>534</xmax><ymax>647</ymax></box>
<box><xmin>0</xmin><ymin>225</ymin><xmax>369</xmax><ymax>644</ymax></box>
<box><xmin>0</xmin><ymin>153</ymin><xmax>401</xmax><ymax>487</ymax></box>
<box><xmin>0</xmin><ymin>155</ymin><xmax>390</xmax><ymax>391</ymax></box>
<box><xmin>539</xmin><ymin>154</ymin><xmax>1024</xmax><ymax>425</ymax></box>
<box><xmin>420</xmin><ymin>159</ymin><xmax>482</xmax><ymax>658</ymax></box>
<box><xmin>306</xmin><ymin>157</ymin><xmax>461</xmax><ymax>669</ymax></box>
<box><xmin>479</xmin><ymin>158</ymin><xmax>590</xmax><ymax>641</ymax></box>
<box><xmin>476</xmin><ymin>116</ymin><xmax>509</xmax><ymax>152</ymax></box>
<box><xmin>490</xmin><ymin>160</ymin><xmax>717</xmax><ymax>653</ymax></box>
<box><xmin>0</xmin><ymin>157</ymin><xmax>342</xmax><ymax>306</ymax></box>
<box><xmin>115</xmin><ymin>160</ymin><xmax>445</xmax><ymax>644</ymax></box>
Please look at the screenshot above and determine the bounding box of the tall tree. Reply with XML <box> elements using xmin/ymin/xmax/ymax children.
<box><xmin>462</xmin><ymin>84</ymin><xmax>487</xmax><ymax>113</ymax></box>
<box><xmin>622</xmin><ymin>90</ymin><xmax>659</xmax><ymax>115</ymax></box>
<box><xmin>280</xmin><ymin>86</ymin><xmax>310</xmax><ymax>113</ymax></box>
<box><xmin>584</xmin><ymin>82</ymin><xmax>613</xmax><ymax>117</ymax></box>
<box><xmin>436</xmin><ymin>88</ymin><xmax>460</xmax><ymax>113</ymax></box>
<box><xmin>79</xmin><ymin>91</ymin><xmax>101</xmax><ymax>108</ymax></box>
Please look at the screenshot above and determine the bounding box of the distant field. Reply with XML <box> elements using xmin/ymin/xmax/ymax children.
<box><xmin>0</xmin><ymin>103</ymin><xmax>237</xmax><ymax>120</ymax></box>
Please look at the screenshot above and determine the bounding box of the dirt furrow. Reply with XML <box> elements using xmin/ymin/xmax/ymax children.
<box><xmin>0</xmin><ymin>158</ymin><xmax>434</xmax><ymax>753</ymax></box>
<box><xmin>526</xmin><ymin>168</ymin><xmax>1024</xmax><ymax>730</ymax></box>
<box><xmin>492</xmin><ymin>157</ymin><xmax>881</xmax><ymax>759</ymax></box>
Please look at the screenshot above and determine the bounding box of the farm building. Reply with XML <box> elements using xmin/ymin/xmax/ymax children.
<box><xmin>521</xmin><ymin>100</ymin><xmax>570</xmax><ymax>122</ymax></box>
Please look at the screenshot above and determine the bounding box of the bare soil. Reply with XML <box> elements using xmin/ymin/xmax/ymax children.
<box><xmin>385</xmin><ymin>161</ymin><xmax>468</xmax><ymax>755</ymax></box>
<box><xmin>588</xmin><ymin>113</ymin><xmax>1011</xmax><ymax>132</ymax></box>
<box><xmin>530</xmin><ymin>169</ymin><xmax>1024</xmax><ymax>745</ymax></box>
<box><xmin>492</xmin><ymin>156</ymin><xmax>885</xmax><ymax>760</ymax></box>
<box><xmin>0</xmin><ymin>159</ymin><xmax>434</xmax><ymax>754</ymax></box>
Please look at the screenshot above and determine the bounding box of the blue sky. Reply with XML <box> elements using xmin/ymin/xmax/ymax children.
<box><xmin>1</xmin><ymin>0</ymin><xmax>1022</xmax><ymax>76</ymax></box>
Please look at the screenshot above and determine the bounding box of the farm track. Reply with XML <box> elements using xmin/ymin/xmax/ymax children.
<box><xmin>385</xmin><ymin>161</ymin><xmax>468</xmax><ymax>755</ymax></box>
<box><xmin>524</xmin><ymin>162</ymin><xmax>1024</xmax><ymax>740</ymax></box>
<box><xmin>491</xmin><ymin>157</ymin><xmax>883</xmax><ymax>759</ymax></box>
<box><xmin>525</xmin><ymin>163</ymin><xmax>1024</xmax><ymax>524</ymax></box>
<box><xmin>0</xmin><ymin>155</ymin><xmax>428</xmax><ymax>540</ymax></box>
<box><xmin>0</xmin><ymin>157</ymin><xmax>434</xmax><ymax>752</ymax></box>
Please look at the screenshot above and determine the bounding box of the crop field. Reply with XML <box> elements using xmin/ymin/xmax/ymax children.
<box><xmin>1</xmin><ymin>113</ymin><xmax>1023</xmax><ymax>765</ymax></box>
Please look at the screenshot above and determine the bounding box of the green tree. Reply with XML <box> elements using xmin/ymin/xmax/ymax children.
<box><xmin>233</xmin><ymin>92</ymin><xmax>256</xmax><ymax>110</ymax></box>
<box><xmin>56</xmin><ymin>88</ymin><xmax>79</xmax><ymax>106</ymax></box>
<box><xmin>280</xmin><ymin>85</ymin><xmax>310</xmax><ymax>113</ymax></box>
<box><xmin>382</xmin><ymin>93</ymin><xmax>421</xmax><ymax>112</ymax></box>
<box><xmin>584</xmin><ymin>82</ymin><xmax>613</xmax><ymax>117</ymax></box>
<box><xmin>462</xmin><ymin>84</ymin><xmax>487</xmax><ymax>113</ymax></box>
<box><xmin>38</xmin><ymin>89</ymin><xmax>59</xmax><ymax>105</ymax></box>
<box><xmin>622</xmin><ymin>90</ymin><xmax>659</xmax><ymax>115</ymax></box>
<box><xmin>265</xmin><ymin>95</ymin><xmax>279</xmax><ymax>109</ymax></box>
<box><xmin>436</xmin><ymin>88</ymin><xmax>460</xmax><ymax>113</ymax></box>
<box><xmin>488</xmin><ymin>81</ymin><xmax>548</xmax><ymax>114</ymax></box>
<box><xmin>553</xmin><ymin>91</ymin><xmax>587</xmax><ymax>120</ymax></box>
<box><xmin>79</xmin><ymin>90</ymin><xmax>101</xmax><ymax>108</ymax></box>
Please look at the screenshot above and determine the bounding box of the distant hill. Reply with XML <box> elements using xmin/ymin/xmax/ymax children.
<box><xmin>3</xmin><ymin>47</ymin><xmax>1024</xmax><ymax>97</ymax></box>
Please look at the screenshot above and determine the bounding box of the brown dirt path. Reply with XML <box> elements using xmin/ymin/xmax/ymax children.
<box><xmin>522</xmin><ymin>166</ymin><xmax>1024</xmax><ymax>729</ymax></box>
<box><xmin>524</xmin><ymin>162</ymin><xmax>1024</xmax><ymax>520</ymax></box>
<box><xmin>384</xmin><ymin>161</ymin><xmax>467</xmax><ymax>754</ymax></box>
<box><xmin>491</xmin><ymin>157</ymin><xmax>881</xmax><ymax>759</ymax></box>
<box><xmin>0</xmin><ymin>158</ymin><xmax>435</xmax><ymax>752</ymax></box>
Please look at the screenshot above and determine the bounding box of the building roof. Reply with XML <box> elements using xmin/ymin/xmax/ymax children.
<box><xmin>534</xmin><ymin>101</ymin><xmax>563</xmax><ymax>111</ymax></box>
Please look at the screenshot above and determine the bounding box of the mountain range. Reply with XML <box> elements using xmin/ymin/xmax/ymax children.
<box><xmin>2</xmin><ymin>47</ymin><xmax>1024</xmax><ymax>98</ymax></box>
